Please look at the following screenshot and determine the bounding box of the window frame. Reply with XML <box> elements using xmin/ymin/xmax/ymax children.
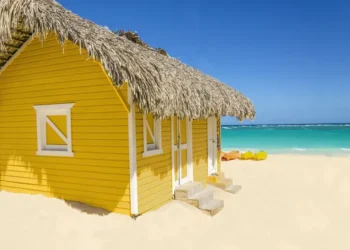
<box><xmin>142</xmin><ymin>114</ymin><xmax>163</xmax><ymax>157</ymax></box>
<box><xmin>33</xmin><ymin>103</ymin><xmax>75</xmax><ymax>157</ymax></box>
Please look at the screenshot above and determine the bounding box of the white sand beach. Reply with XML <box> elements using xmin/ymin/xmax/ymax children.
<box><xmin>1</xmin><ymin>155</ymin><xmax>349</xmax><ymax>250</ymax></box>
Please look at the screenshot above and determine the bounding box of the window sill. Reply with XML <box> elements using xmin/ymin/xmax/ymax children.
<box><xmin>36</xmin><ymin>150</ymin><xmax>74</xmax><ymax>157</ymax></box>
<box><xmin>142</xmin><ymin>149</ymin><xmax>163</xmax><ymax>158</ymax></box>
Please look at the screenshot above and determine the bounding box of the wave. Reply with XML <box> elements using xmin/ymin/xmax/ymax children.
<box><xmin>221</xmin><ymin>147</ymin><xmax>350</xmax><ymax>156</ymax></box>
<box><xmin>292</xmin><ymin>148</ymin><xmax>307</xmax><ymax>151</ymax></box>
<box><xmin>222</xmin><ymin>126</ymin><xmax>237</xmax><ymax>130</ymax></box>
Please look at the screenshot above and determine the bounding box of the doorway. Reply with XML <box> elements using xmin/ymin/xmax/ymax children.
<box><xmin>208</xmin><ymin>116</ymin><xmax>218</xmax><ymax>175</ymax></box>
<box><xmin>172</xmin><ymin>116</ymin><xmax>192</xmax><ymax>187</ymax></box>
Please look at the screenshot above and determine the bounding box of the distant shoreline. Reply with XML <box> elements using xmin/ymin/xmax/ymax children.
<box><xmin>221</xmin><ymin>148</ymin><xmax>350</xmax><ymax>157</ymax></box>
<box><xmin>221</xmin><ymin>123</ymin><xmax>350</xmax><ymax>156</ymax></box>
<box><xmin>221</xmin><ymin>123</ymin><xmax>350</xmax><ymax>126</ymax></box>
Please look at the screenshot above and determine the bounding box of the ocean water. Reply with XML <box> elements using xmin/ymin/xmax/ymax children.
<box><xmin>221</xmin><ymin>123</ymin><xmax>350</xmax><ymax>156</ymax></box>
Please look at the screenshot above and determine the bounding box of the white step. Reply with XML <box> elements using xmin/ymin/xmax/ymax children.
<box><xmin>189</xmin><ymin>189</ymin><xmax>214</xmax><ymax>207</ymax></box>
<box><xmin>226</xmin><ymin>184</ymin><xmax>242</xmax><ymax>194</ymax></box>
<box><xmin>174</xmin><ymin>182</ymin><xmax>203</xmax><ymax>200</ymax></box>
<box><xmin>199</xmin><ymin>199</ymin><xmax>224</xmax><ymax>216</ymax></box>
<box><xmin>209</xmin><ymin>178</ymin><xmax>233</xmax><ymax>189</ymax></box>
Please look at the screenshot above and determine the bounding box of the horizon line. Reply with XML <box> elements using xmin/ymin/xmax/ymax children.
<box><xmin>221</xmin><ymin>122</ymin><xmax>350</xmax><ymax>126</ymax></box>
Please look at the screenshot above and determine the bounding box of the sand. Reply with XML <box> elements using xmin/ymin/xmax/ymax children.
<box><xmin>1</xmin><ymin>155</ymin><xmax>349</xmax><ymax>250</ymax></box>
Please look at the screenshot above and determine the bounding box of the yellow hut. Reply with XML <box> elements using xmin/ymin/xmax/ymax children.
<box><xmin>0</xmin><ymin>0</ymin><xmax>255</xmax><ymax>217</ymax></box>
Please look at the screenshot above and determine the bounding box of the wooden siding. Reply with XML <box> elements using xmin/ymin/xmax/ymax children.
<box><xmin>192</xmin><ymin>120</ymin><xmax>208</xmax><ymax>183</ymax></box>
<box><xmin>135</xmin><ymin>108</ymin><xmax>173</xmax><ymax>214</ymax></box>
<box><xmin>0</xmin><ymin>34</ymin><xmax>131</xmax><ymax>215</ymax></box>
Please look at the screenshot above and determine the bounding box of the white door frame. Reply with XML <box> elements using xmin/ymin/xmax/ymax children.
<box><xmin>172</xmin><ymin>116</ymin><xmax>193</xmax><ymax>192</ymax></box>
<box><xmin>207</xmin><ymin>116</ymin><xmax>218</xmax><ymax>175</ymax></box>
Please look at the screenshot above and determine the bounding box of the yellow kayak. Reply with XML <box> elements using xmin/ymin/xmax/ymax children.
<box><xmin>253</xmin><ymin>151</ymin><xmax>268</xmax><ymax>161</ymax></box>
<box><xmin>240</xmin><ymin>151</ymin><xmax>254</xmax><ymax>160</ymax></box>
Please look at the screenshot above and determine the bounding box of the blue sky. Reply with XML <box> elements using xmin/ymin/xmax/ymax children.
<box><xmin>59</xmin><ymin>0</ymin><xmax>350</xmax><ymax>125</ymax></box>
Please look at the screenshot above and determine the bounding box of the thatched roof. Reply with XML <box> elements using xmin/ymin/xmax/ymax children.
<box><xmin>0</xmin><ymin>0</ymin><xmax>255</xmax><ymax>120</ymax></box>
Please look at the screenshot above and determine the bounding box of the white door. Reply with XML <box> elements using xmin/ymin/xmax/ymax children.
<box><xmin>208</xmin><ymin>116</ymin><xmax>218</xmax><ymax>175</ymax></box>
<box><xmin>173</xmin><ymin>116</ymin><xmax>193</xmax><ymax>187</ymax></box>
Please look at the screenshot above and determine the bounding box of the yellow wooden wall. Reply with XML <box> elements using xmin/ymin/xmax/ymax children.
<box><xmin>192</xmin><ymin>120</ymin><xmax>208</xmax><ymax>183</ymax></box>
<box><xmin>134</xmin><ymin>115</ymin><xmax>221</xmax><ymax>214</ymax></box>
<box><xmin>0</xmin><ymin>34</ymin><xmax>131</xmax><ymax>215</ymax></box>
<box><xmin>192</xmin><ymin>118</ymin><xmax>222</xmax><ymax>182</ymax></box>
<box><xmin>135</xmin><ymin>108</ymin><xmax>173</xmax><ymax>214</ymax></box>
<box><xmin>135</xmin><ymin>117</ymin><xmax>221</xmax><ymax>214</ymax></box>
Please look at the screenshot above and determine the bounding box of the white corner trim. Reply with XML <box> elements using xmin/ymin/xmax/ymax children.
<box><xmin>36</xmin><ymin>150</ymin><xmax>74</xmax><ymax>157</ymax></box>
<box><xmin>142</xmin><ymin>148</ymin><xmax>164</xmax><ymax>158</ymax></box>
<box><xmin>128</xmin><ymin>87</ymin><xmax>138</xmax><ymax>216</ymax></box>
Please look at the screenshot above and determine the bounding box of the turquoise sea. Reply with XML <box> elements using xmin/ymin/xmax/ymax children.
<box><xmin>221</xmin><ymin>123</ymin><xmax>350</xmax><ymax>156</ymax></box>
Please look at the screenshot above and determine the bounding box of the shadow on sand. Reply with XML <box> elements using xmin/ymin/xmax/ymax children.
<box><xmin>64</xmin><ymin>200</ymin><xmax>111</xmax><ymax>216</ymax></box>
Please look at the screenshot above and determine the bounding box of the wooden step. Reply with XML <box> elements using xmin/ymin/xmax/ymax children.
<box><xmin>200</xmin><ymin>199</ymin><xmax>224</xmax><ymax>216</ymax></box>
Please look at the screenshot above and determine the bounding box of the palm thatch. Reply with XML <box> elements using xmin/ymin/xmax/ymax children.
<box><xmin>115</xmin><ymin>30</ymin><xmax>169</xmax><ymax>57</ymax></box>
<box><xmin>0</xmin><ymin>0</ymin><xmax>255</xmax><ymax>120</ymax></box>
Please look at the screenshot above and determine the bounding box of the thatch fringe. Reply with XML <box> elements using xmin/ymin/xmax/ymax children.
<box><xmin>0</xmin><ymin>0</ymin><xmax>255</xmax><ymax>120</ymax></box>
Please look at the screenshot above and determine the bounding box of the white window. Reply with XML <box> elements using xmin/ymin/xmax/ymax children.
<box><xmin>143</xmin><ymin>113</ymin><xmax>163</xmax><ymax>157</ymax></box>
<box><xmin>33</xmin><ymin>103</ymin><xmax>75</xmax><ymax>157</ymax></box>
